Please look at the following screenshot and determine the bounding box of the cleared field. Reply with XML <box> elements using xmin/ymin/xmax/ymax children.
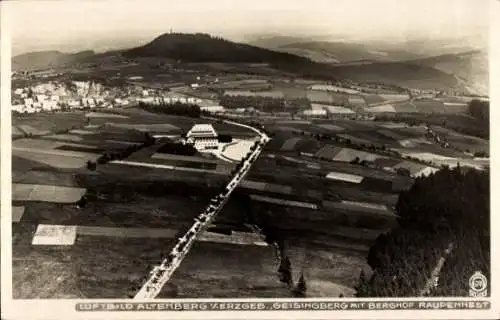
<box><xmin>393</xmin><ymin>102</ymin><xmax>418</xmax><ymax>113</ymax></box>
<box><xmin>13</xmin><ymin>150</ymin><xmax>96</xmax><ymax>169</ymax></box>
<box><xmin>55</xmin><ymin>144</ymin><xmax>105</xmax><ymax>154</ymax></box>
<box><xmin>278</xmin><ymin>86</ymin><xmax>308</xmax><ymax>99</ymax></box>
<box><xmin>398</xmin><ymin>138</ymin><xmax>432</xmax><ymax>148</ymax></box>
<box><xmin>13</xmin><ymin>145</ymin><xmax>97</xmax><ymax>159</ymax></box>
<box><xmin>378</xmin><ymin>94</ymin><xmax>410</xmax><ymax>101</ymax></box>
<box><xmin>249</xmin><ymin>194</ymin><xmax>318</xmax><ymax>209</ymax></box>
<box><xmin>12</xmin><ymin>183</ymin><xmax>86</xmax><ymax>203</ymax></box>
<box><xmin>315</xmin><ymin>124</ymin><xmax>345</xmax><ymax>131</ymax></box>
<box><xmin>160</xmin><ymin>241</ymin><xmax>290</xmax><ymax>298</ymax></box>
<box><xmin>105</xmin><ymin>123</ymin><xmax>181</xmax><ymax>132</ymax></box>
<box><xmin>348</xmin><ymin>96</ymin><xmax>367</xmax><ymax>106</ymax></box>
<box><xmin>13</xmin><ymin>170</ymin><xmax>78</xmax><ymax>187</ymax></box>
<box><xmin>223</xmin><ymin>90</ymin><xmax>284</xmax><ymax>98</ymax></box>
<box><xmin>42</xmin><ymin>134</ymin><xmax>85</xmax><ymax>142</ymax></box>
<box><xmin>77</xmin><ymin>226</ymin><xmax>178</xmax><ymax>238</ymax></box>
<box><xmin>151</xmin><ymin>153</ymin><xmax>219</xmax><ymax>163</ymax></box>
<box><xmin>86</xmin><ymin>112</ymin><xmax>130</xmax><ymax>119</ymax></box>
<box><xmin>362</xmin><ymin>94</ymin><xmax>386</xmax><ymax>105</ymax></box>
<box><xmin>32</xmin><ymin>224</ymin><xmax>77</xmax><ymax>245</ymax></box>
<box><xmin>443</xmin><ymin>104</ymin><xmax>469</xmax><ymax>114</ymax></box>
<box><xmin>315</xmin><ymin>145</ymin><xmax>343</xmax><ymax>159</ymax></box>
<box><xmin>366</xmin><ymin>104</ymin><xmax>397</xmax><ymax>113</ymax></box>
<box><xmin>306</xmin><ymin>90</ymin><xmax>348</xmax><ymax>105</ymax></box>
<box><xmin>332</xmin><ymin>148</ymin><xmax>387</xmax><ymax>162</ymax></box>
<box><xmin>144</xmin><ymin>157</ymin><xmax>218</xmax><ymax>170</ymax></box>
<box><xmin>413</xmin><ymin>99</ymin><xmax>446</xmax><ymax>113</ymax></box>
<box><xmin>12</xmin><ymin>206</ymin><xmax>26</xmax><ymax>223</ymax></box>
<box><xmin>13</xmin><ymin>112</ymin><xmax>87</xmax><ymax>135</ymax></box>
<box><xmin>336</xmin><ymin>134</ymin><xmax>374</xmax><ymax>145</ymax></box>
<box><xmin>319</xmin><ymin>105</ymin><xmax>355</xmax><ymax>114</ymax></box>
<box><xmin>69</xmin><ymin>129</ymin><xmax>99</xmax><ymax>135</ymax></box>
<box><xmin>17</xmin><ymin>125</ymin><xmax>51</xmax><ymax>136</ymax></box>
<box><xmin>340</xmin><ymin>200</ymin><xmax>389</xmax><ymax>211</ymax></box>
<box><xmin>280</xmin><ymin>137</ymin><xmax>302</xmax><ymax>151</ymax></box>
<box><xmin>322</xmin><ymin>200</ymin><xmax>395</xmax><ymax>217</ymax></box>
<box><xmin>198</xmin><ymin>231</ymin><xmax>267</xmax><ymax>246</ymax></box>
<box><xmin>275</xmin><ymin>120</ymin><xmax>311</xmax><ymax>125</ymax></box>
<box><xmin>310</xmin><ymin>84</ymin><xmax>359</xmax><ymax>94</ymax></box>
<box><xmin>376</xmin><ymin>122</ymin><xmax>408</xmax><ymax>129</ymax></box>
<box><xmin>12</xmin><ymin>126</ymin><xmax>24</xmax><ymax>137</ymax></box>
<box><xmin>325</xmin><ymin>172</ymin><xmax>364</xmax><ymax>184</ymax></box>
<box><xmin>376</xmin><ymin>129</ymin><xmax>407</xmax><ymax>141</ymax></box>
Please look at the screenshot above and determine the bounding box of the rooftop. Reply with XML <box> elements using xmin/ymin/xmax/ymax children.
<box><xmin>187</xmin><ymin>123</ymin><xmax>217</xmax><ymax>138</ymax></box>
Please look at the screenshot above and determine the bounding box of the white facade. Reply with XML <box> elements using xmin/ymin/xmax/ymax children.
<box><xmin>303</xmin><ymin>109</ymin><xmax>327</xmax><ymax>116</ymax></box>
<box><xmin>12</xmin><ymin>104</ymin><xmax>25</xmax><ymax>113</ymax></box>
<box><xmin>186</xmin><ymin>124</ymin><xmax>219</xmax><ymax>150</ymax></box>
<box><xmin>200</xmin><ymin>105</ymin><xmax>224</xmax><ymax>113</ymax></box>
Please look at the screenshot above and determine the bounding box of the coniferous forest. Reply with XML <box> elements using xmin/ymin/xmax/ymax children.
<box><xmin>356</xmin><ymin>166</ymin><xmax>489</xmax><ymax>297</ymax></box>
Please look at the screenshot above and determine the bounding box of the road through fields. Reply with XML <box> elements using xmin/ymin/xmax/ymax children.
<box><xmin>133</xmin><ymin>118</ymin><xmax>269</xmax><ymax>299</ymax></box>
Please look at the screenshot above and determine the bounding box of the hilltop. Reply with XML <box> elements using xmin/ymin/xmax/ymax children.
<box><xmin>123</xmin><ymin>33</ymin><xmax>312</xmax><ymax>64</ymax></box>
<box><xmin>407</xmin><ymin>50</ymin><xmax>489</xmax><ymax>95</ymax></box>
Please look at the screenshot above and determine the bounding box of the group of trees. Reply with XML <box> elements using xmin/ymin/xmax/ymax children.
<box><xmin>219</xmin><ymin>95</ymin><xmax>309</xmax><ymax>113</ymax></box>
<box><xmin>356</xmin><ymin>166</ymin><xmax>489</xmax><ymax>297</ymax></box>
<box><xmin>138</xmin><ymin>101</ymin><xmax>201</xmax><ymax>118</ymax></box>
<box><xmin>88</xmin><ymin>133</ymin><xmax>156</xmax><ymax>168</ymax></box>
<box><xmin>156</xmin><ymin>141</ymin><xmax>197</xmax><ymax>156</ymax></box>
<box><xmin>217</xmin><ymin>134</ymin><xmax>233</xmax><ymax>143</ymax></box>
<box><xmin>468</xmin><ymin>99</ymin><xmax>489</xmax><ymax>124</ymax></box>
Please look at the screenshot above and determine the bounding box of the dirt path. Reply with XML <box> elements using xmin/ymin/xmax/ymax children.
<box><xmin>419</xmin><ymin>242</ymin><xmax>454</xmax><ymax>296</ymax></box>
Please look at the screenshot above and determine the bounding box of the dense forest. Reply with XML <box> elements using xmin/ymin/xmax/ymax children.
<box><xmin>468</xmin><ymin>99</ymin><xmax>489</xmax><ymax>125</ymax></box>
<box><xmin>138</xmin><ymin>101</ymin><xmax>201</xmax><ymax>118</ymax></box>
<box><xmin>356</xmin><ymin>166</ymin><xmax>489</xmax><ymax>297</ymax></box>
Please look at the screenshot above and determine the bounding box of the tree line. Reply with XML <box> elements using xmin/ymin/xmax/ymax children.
<box><xmin>219</xmin><ymin>95</ymin><xmax>309</xmax><ymax>113</ymax></box>
<box><xmin>138</xmin><ymin>101</ymin><xmax>202</xmax><ymax>118</ymax></box>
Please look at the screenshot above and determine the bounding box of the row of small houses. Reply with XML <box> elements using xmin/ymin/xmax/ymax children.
<box><xmin>12</xmin><ymin>96</ymin><xmax>109</xmax><ymax>113</ymax></box>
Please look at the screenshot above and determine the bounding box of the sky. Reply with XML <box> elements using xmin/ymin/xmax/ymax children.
<box><xmin>6</xmin><ymin>0</ymin><xmax>490</xmax><ymax>55</ymax></box>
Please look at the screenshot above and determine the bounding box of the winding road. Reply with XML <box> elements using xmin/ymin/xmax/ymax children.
<box><xmin>133</xmin><ymin>119</ymin><xmax>269</xmax><ymax>299</ymax></box>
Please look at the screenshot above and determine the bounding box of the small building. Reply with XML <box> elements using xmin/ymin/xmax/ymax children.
<box><xmin>11</xmin><ymin>104</ymin><xmax>25</xmax><ymax>113</ymax></box>
<box><xmin>185</xmin><ymin>124</ymin><xmax>219</xmax><ymax>150</ymax></box>
<box><xmin>303</xmin><ymin>109</ymin><xmax>327</xmax><ymax>117</ymax></box>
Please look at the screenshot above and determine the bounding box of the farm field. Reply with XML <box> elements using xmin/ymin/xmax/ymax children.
<box><xmin>13</xmin><ymin>112</ymin><xmax>88</xmax><ymax>136</ymax></box>
<box><xmin>11</xmin><ymin>103</ymin><xmax>488</xmax><ymax>299</ymax></box>
<box><xmin>12</xmin><ymin>183</ymin><xmax>86</xmax><ymax>203</ymax></box>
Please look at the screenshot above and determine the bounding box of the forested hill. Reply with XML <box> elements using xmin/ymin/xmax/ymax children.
<box><xmin>356</xmin><ymin>167</ymin><xmax>489</xmax><ymax>297</ymax></box>
<box><xmin>123</xmin><ymin>33</ymin><xmax>312</xmax><ymax>63</ymax></box>
<box><xmin>122</xmin><ymin>33</ymin><xmax>342</xmax><ymax>80</ymax></box>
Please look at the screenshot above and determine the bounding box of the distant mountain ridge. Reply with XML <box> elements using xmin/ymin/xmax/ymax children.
<box><xmin>12</xmin><ymin>32</ymin><xmax>487</xmax><ymax>94</ymax></box>
<box><xmin>12</xmin><ymin>50</ymin><xmax>96</xmax><ymax>71</ymax></box>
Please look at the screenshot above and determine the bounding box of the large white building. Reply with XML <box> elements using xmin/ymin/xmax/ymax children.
<box><xmin>185</xmin><ymin>124</ymin><xmax>219</xmax><ymax>150</ymax></box>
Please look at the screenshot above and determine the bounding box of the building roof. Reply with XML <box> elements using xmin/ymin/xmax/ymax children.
<box><xmin>187</xmin><ymin>123</ymin><xmax>217</xmax><ymax>138</ymax></box>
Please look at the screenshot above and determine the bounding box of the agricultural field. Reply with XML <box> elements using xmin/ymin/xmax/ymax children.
<box><xmin>11</xmin><ymin>100</ymin><xmax>488</xmax><ymax>299</ymax></box>
<box><xmin>306</xmin><ymin>90</ymin><xmax>349</xmax><ymax>105</ymax></box>
<box><xmin>12</xmin><ymin>112</ymin><xmax>88</xmax><ymax>136</ymax></box>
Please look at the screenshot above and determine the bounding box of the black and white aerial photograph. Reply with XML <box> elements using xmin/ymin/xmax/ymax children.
<box><xmin>6</xmin><ymin>0</ymin><xmax>491</xmax><ymax>300</ymax></box>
